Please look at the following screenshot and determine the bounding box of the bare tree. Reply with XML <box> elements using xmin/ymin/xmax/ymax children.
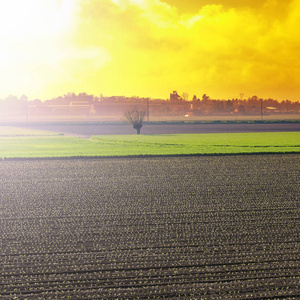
<box><xmin>124</xmin><ymin>109</ymin><xmax>146</xmax><ymax>134</ymax></box>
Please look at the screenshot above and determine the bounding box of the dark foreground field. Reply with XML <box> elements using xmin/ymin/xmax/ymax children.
<box><xmin>1</xmin><ymin>155</ymin><xmax>299</xmax><ymax>299</ymax></box>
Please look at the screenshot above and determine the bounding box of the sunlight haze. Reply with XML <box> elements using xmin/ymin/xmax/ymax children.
<box><xmin>1</xmin><ymin>0</ymin><xmax>300</xmax><ymax>101</ymax></box>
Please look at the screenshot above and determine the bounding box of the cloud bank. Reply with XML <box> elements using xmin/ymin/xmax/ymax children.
<box><xmin>1</xmin><ymin>0</ymin><xmax>300</xmax><ymax>100</ymax></box>
<box><xmin>70</xmin><ymin>0</ymin><xmax>300</xmax><ymax>100</ymax></box>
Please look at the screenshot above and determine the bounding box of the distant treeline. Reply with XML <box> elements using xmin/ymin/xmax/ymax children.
<box><xmin>0</xmin><ymin>92</ymin><xmax>299</xmax><ymax>120</ymax></box>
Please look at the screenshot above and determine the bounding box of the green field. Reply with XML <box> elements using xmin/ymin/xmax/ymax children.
<box><xmin>0</xmin><ymin>126</ymin><xmax>299</xmax><ymax>158</ymax></box>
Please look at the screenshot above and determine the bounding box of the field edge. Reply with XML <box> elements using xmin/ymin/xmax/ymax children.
<box><xmin>1</xmin><ymin>151</ymin><xmax>300</xmax><ymax>161</ymax></box>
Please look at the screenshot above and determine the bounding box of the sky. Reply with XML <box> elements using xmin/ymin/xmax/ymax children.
<box><xmin>1</xmin><ymin>0</ymin><xmax>300</xmax><ymax>101</ymax></box>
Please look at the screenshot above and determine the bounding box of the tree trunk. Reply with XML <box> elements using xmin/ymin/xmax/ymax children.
<box><xmin>136</xmin><ymin>127</ymin><xmax>141</xmax><ymax>134</ymax></box>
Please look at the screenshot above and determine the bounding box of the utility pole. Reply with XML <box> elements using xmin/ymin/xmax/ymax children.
<box><xmin>146</xmin><ymin>98</ymin><xmax>149</xmax><ymax>122</ymax></box>
<box><xmin>25</xmin><ymin>100</ymin><xmax>28</xmax><ymax>124</ymax></box>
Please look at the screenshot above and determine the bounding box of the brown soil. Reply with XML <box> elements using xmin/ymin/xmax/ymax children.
<box><xmin>24</xmin><ymin>123</ymin><xmax>300</xmax><ymax>138</ymax></box>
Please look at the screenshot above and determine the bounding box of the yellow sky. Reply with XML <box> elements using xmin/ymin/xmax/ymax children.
<box><xmin>1</xmin><ymin>0</ymin><xmax>300</xmax><ymax>101</ymax></box>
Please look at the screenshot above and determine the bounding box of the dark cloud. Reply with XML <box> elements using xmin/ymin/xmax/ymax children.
<box><xmin>162</xmin><ymin>0</ymin><xmax>288</xmax><ymax>14</ymax></box>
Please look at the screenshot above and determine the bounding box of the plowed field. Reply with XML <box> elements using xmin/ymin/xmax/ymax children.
<box><xmin>25</xmin><ymin>122</ymin><xmax>300</xmax><ymax>137</ymax></box>
<box><xmin>1</xmin><ymin>155</ymin><xmax>299</xmax><ymax>299</ymax></box>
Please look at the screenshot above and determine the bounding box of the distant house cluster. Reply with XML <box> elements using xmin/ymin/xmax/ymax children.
<box><xmin>0</xmin><ymin>92</ymin><xmax>299</xmax><ymax>122</ymax></box>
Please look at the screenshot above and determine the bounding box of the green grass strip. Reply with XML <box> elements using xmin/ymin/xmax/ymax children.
<box><xmin>0</xmin><ymin>132</ymin><xmax>299</xmax><ymax>159</ymax></box>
